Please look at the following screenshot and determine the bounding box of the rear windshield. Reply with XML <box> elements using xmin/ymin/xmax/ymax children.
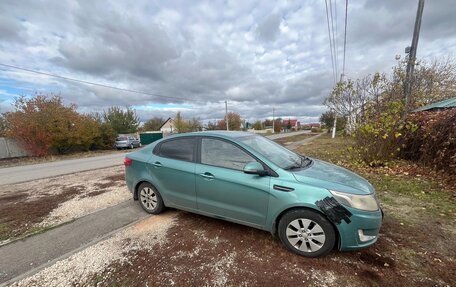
<box><xmin>116</xmin><ymin>137</ymin><xmax>127</xmax><ymax>141</ymax></box>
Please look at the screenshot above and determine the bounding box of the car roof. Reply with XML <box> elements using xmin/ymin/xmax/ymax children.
<box><xmin>166</xmin><ymin>130</ymin><xmax>256</xmax><ymax>140</ymax></box>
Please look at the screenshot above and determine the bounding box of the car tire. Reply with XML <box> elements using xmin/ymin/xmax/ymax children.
<box><xmin>138</xmin><ymin>182</ymin><xmax>165</xmax><ymax>214</ymax></box>
<box><xmin>130</xmin><ymin>143</ymin><xmax>134</xmax><ymax>149</ymax></box>
<box><xmin>278</xmin><ymin>209</ymin><xmax>336</xmax><ymax>258</ymax></box>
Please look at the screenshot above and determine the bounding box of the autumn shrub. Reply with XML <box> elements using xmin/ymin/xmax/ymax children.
<box><xmin>5</xmin><ymin>95</ymin><xmax>101</xmax><ymax>156</ymax></box>
<box><xmin>91</xmin><ymin>122</ymin><xmax>117</xmax><ymax>150</ymax></box>
<box><xmin>400</xmin><ymin>109</ymin><xmax>456</xmax><ymax>174</ymax></box>
<box><xmin>353</xmin><ymin>101</ymin><xmax>417</xmax><ymax>166</ymax></box>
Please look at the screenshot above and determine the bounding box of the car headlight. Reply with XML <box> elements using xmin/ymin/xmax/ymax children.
<box><xmin>329</xmin><ymin>190</ymin><xmax>379</xmax><ymax>211</ymax></box>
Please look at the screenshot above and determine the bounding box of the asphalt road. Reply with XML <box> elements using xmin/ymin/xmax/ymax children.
<box><xmin>0</xmin><ymin>153</ymin><xmax>125</xmax><ymax>185</ymax></box>
<box><xmin>0</xmin><ymin>131</ymin><xmax>310</xmax><ymax>186</ymax></box>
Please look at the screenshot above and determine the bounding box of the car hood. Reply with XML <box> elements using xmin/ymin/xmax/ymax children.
<box><xmin>292</xmin><ymin>158</ymin><xmax>374</xmax><ymax>195</ymax></box>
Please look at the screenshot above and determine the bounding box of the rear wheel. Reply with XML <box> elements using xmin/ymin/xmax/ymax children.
<box><xmin>278</xmin><ymin>209</ymin><xmax>336</xmax><ymax>257</ymax></box>
<box><xmin>138</xmin><ymin>183</ymin><xmax>164</xmax><ymax>214</ymax></box>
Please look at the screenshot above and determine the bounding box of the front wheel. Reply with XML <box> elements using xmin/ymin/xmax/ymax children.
<box><xmin>138</xmin><ymin>183</ymin><xmax>165</xmax><ymax>214</ymax></box>
<box><xmin>278</xmin><ymin>209</ymin><xmax>336</xmax><ymax>257</ymax></box>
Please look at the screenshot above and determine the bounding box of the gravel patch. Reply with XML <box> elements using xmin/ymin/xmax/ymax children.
<box><xmin>0</xmin><ymin>166</ymin><xmax>129</xmax><ymax>243</ymax></box>
<box><xmin>39</xmin><ymin>185</ymin><xmax>129</xmax><ymax>227</ymax></box>
<box><xmin>10</xmin><ymin>212</ymin><xmax>177</xmax><ymax>287</ymax></box>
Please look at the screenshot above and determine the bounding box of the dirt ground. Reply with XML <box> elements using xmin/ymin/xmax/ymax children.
<box><xmin>14</xmin><ymin>202</ymin><xmax>454</xmax><ymax>287</ymax></box>
<box><xmin>0</xmin><ymin>166</ymin><xmax>129</xmax><ymax>244</ymax></box>
<box><xmin>88</xmin><ymin>208</ymin><xmax>454</xmax><ymax>287</ymax></box>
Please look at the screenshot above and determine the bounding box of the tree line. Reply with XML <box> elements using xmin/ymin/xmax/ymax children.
<box><xmin>0</xmin><ymin>95</ymin><xmax>248</xmax><ymax>156</ymax></box>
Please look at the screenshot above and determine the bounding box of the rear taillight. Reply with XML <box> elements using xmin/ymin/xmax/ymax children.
<box><xmin>124</xmin><ymin>157</ymin><xmax>133</xmax><ymax>167</ymax></box>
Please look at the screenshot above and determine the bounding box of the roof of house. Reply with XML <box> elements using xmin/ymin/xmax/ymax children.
<box><xmin>159</xmin><ymin>117</ymin><xmax>173</xmax><ymax>129</ymax></box>
<box><xmin>283</xmin><ymin>119</ymin><xmax>299</xmax><ymax>125</ymax></box>
<box><xmin>413</xmin><ymin>97</ymin><xmax>456</xmax><ymax>112</ymax></box>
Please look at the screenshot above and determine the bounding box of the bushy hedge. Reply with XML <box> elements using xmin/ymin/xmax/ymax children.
<box><xmin>400</xmin><ymin>109</ymin><xmax>456</xmax><ymax>174</ymax></box>
<box><xmin>4</xmin><ymin>96</ymin><xmax>117</xmax><ymax>156</ymax></box>
<box><xmin>353</xmin><ymin>101</ymin><xmax>417</xmax><ymax>166</ymax></box>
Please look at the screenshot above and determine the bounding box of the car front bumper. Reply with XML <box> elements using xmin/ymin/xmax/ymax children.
<box><xmin>337</xmin><ymin>207</ymin><xmax>383</xmax><ymax>251</ymax></box>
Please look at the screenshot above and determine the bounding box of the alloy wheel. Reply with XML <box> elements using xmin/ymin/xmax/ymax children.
<box><xmin>140</xmin><ymin>187</ymin><xmax>158</xmax><ymax>211</ymax></box>
<box><xmin>286</xmin><ymin>218</ymin><xmax>326</xmax><ymax>253</ymax></box>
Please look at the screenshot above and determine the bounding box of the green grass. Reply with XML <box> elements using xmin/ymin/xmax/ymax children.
<box><xmin>369</xmin><ymin>174</ymin><xmax>454</xmax><ymax>216</ymax></box>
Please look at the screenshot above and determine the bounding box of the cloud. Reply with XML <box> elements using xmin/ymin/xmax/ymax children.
<box><xmin>0</xmin><ymin>0</ymin><xmax>454</xmax><ymax>123</ymax></box>
<box><xmin>256</xmin><ymin>13</ymin><xmax>282</xmax><ymax>42</ymax></box>
<box><xmin>0</xmin><ymin>16</ymin><xmax>26</xmax><ymax>44</ymax></box>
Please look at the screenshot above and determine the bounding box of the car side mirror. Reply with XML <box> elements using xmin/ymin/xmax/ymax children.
<box><xmin>243</xmin><ymin>162</ymin><xmax>268</xmax><ymax>176</ymax></box>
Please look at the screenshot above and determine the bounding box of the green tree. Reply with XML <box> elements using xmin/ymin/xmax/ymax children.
<box><xmin>174</xmin><ymin>111</ymin><xmax>190</xmax><ymax>133</ymax></box>
<box><xmin>252</xmin><ymin>120</ymin><xmax>262</xmax><ymax>130</ymax></box>
<box><xmin>319</xmin><ymin>111</ymin><xmax>346</xmax><ymax>132</ymax></box>
<box><xmin>90</xmin><ymin>113</ymin><xmax>117</xmax><ymax>150</ymax></box>
<box><xmin>188</xmin><ymin>117</ymin><xmax>202</xmax><ymax>132</ymax></box>
<box><xmin>143</xmin><ymin>117</ymin><xmax>164</xmax><ymax>131</ymax></box>
<box><xmin>103</xmin><ymin>106</ymin><xmax>139</xmax><ymax>134</ymax></box>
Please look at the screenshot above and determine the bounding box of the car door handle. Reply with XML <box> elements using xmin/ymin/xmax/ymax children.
<box><xmin>199</xmin><ymin>172</ymin><xmax>215</xmax><ymax>180</ymax></box>
<box><xmin>273</xmin><ymin>185</ymin><xmax>294</xmax><ymax>192</ymax></box>
<box><xmin>151</xmin><ymin>161</ymin><xmax>162</xmax><ymax>168</ymax></box>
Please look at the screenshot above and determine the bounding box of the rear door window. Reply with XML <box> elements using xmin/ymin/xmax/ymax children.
<box><xmin>157</xmin><ymin>138</ymin><xmax>196</xmax><ymax>162</ymax></box>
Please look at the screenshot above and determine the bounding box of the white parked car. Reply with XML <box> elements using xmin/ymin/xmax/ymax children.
<box><xmin>115</xmin><ymin>136</ymin><xmax>141</xmax><ymax>149</ymax></box>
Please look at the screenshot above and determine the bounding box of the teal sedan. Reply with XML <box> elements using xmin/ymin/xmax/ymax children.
<box><xmin>124</xmin><ymin>131</ymin><xmax>383</xmax><ymax>257</ymax></box>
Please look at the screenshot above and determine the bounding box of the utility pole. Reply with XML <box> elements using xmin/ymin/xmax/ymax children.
<box><xmin>272</xmin><ymin>108</ymin><xmax>275</xmax><ymax>133</ymax></box>
<box><xmin>404</xmin><ymin>0</ymin><xmax>425</xmax><ymax>114</ymax></box>
<box><xmin>225</xmin><ymin>100</ymin><xmax>229</xmax><ymax>131</ymax></box>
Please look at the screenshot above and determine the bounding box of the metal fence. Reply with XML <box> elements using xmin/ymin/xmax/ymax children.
<box><xmin>0</xmin><ymin>137</ymin><xmax>30</xmax><ymax>159</ymax></box>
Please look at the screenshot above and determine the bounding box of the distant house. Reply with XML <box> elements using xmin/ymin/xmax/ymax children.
<box><xmin>159</xmin><ymin>118</ymin><xmax>174</xmax><ymax>134</ymax></box>
<box><xmin>283</xmin><ymin>119</ymin><xmax>300</xmax><ymax>131</ymax></box>
<box><xmin>413</xmin><ymin>97</ymin><xmax>456</xmax><ymax>112</ymax></box>
<box><xmin>308</xmin><ymin>123</ymin><xmax>321</xmax><ymax>128</ymax></box>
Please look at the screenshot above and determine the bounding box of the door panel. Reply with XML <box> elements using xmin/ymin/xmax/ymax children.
<box><xmin>149</xmin><ymin>156</ymin><xmax>196</xmax><ymax>209</ymax></box>
<box><xmin>195</xmin><ymin>164</ymin><xmax>270</xmax><ymax>226</ymax></box>
<box><xmin>148</xmin><ymin>137</ymin><xmax>197</xmax><ymax>209</ymax></box>
<box><xmin>195</xmin><ymin>137</ymin><xmax>271</xmax><ymax>227</ymax></box>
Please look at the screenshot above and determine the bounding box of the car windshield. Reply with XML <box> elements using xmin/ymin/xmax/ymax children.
<box><xmin>238</xmin><ymin>135</ymin><xmax>310</xmax><ymax>170</ymax></box>
<box><xmin>116</xmin><ymin>137</ymin><xmax>127</xmax><ymax>141</ymax></box>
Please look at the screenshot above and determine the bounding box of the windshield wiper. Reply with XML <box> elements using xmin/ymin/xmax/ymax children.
<box><xmin>284</xmin><ymin>164</ymin><xmax>302</xmax><ymax>170</ymax></box>
<box><xmin>285</xmin><ymin>156</ymin><xmax>312</xmax><ymax>170</ymax></box>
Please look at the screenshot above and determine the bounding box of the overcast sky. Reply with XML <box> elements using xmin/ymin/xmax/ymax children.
<box><xmin>0</xmin><ymin>0</ymin><xmax>455</xmax><ymax>123</ymax></box>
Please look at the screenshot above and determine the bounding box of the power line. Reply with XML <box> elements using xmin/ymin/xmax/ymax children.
<box><xmin>325</xmin><ymin>0</ymin><xmax>337</xmax><ymax>84</ymax></box>
<box><xmin>0</xmin><ymin>63</ymin><xmax>192</xmax><ymax>101</ymax></box>
<box><xmin>341</xmin><ymin>0</ymin><xmax>349</xmax><ymax>81</ymax></box>
<box><xmin>329</xmin><ymin>0</ymin><xmax>338</xmax><ymax>80</ymax></box>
